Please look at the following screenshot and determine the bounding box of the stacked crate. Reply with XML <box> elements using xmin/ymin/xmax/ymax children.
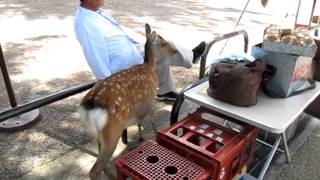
<box><xmin>114</xmin><ymin>140</ymin><xmax>211</xmax><ymax>180</ymax></box>
<box><xmin>157</xmin><ymin>107</ymin><xmax>257</xmax><ymax>180</ymax></box>
<box><xmin>115</xmin><ymin>107</ymin><xmax>257</xmax><ymax>180</ymax></box>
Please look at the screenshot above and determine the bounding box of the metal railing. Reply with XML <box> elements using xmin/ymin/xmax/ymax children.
<box><xmin>0</xmin><ymin>43</ymin><xmax>96</xmax><ymax>126</ymax></box>
<box><xmin>199</xmin><ymin>30</ymin><xmax>249</xmax><ymax>79</ymax></box>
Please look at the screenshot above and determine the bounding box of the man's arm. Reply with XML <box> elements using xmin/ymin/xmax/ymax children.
<box><xmin>79</xmin><ymin>28</ymin><xmax>112</xmax><ymax>79</ymax></box>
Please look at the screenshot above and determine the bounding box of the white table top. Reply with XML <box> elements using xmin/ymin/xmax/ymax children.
<box><xmin>184</xmin><ymin>81</ymin><xmax>320</xmax><ymax>133</ymax></box>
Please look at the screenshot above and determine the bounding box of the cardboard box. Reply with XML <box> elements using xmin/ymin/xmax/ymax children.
<box><xmin>262</xmin><ymin>41</ymin><xmax>317</xmax><ymax>58</ymax></box>
<box><xmin>253</xmin><ymin>44</ymin><xmax>315</xmax><ymax>98</ymax></box>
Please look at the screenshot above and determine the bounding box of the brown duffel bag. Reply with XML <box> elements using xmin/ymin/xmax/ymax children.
<box><xmin>207</xmin><ymin>59</ymin><xmax>265</xmax><ymax>107</ymax></box>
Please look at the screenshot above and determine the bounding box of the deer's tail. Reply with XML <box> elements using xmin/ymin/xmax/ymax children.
<box><xmin>78</xmin><ymin>99</ymin><xmax>108</xmax><ymax>139</ymax></box>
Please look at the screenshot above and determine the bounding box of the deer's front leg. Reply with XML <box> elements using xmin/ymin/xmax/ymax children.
<box><xmin>138</xmin><ymin>122</ymin><xmax>144</xmax><ymax>141</ymax></box>
<box><xmin>147</xmin><ymin>109</ymin><xmax>157</xmax><ymax>138</ymax></box>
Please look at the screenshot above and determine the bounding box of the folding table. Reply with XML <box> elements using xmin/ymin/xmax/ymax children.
<box><xmin>170</xmin><ymin>80</ymin><xmax>320</xmax><ymax>180</ymax></box>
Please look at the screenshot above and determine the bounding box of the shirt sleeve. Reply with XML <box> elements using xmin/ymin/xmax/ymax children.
<box><xmin>78</xmin><ymin>26</ymin><xmax>112</xmax><ymax>79</ymax></box>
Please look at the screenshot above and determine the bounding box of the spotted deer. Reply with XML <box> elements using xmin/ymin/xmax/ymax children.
<box><xmin>78</xmin><ymin>24</ymin><xmax>176</xmax><ymax>180</ymax></box>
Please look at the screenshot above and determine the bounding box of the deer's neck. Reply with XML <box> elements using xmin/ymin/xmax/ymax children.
<box><xmin>144</xmin><ymin>40</ymin><xmax>155</xmax><ymax>67</ymax></box>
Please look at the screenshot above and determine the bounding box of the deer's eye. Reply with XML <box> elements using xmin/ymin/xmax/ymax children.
<box><xmin>161</xmin><ymin>42</ymin><xmax>168</xmax><ymax>47</ymax></box>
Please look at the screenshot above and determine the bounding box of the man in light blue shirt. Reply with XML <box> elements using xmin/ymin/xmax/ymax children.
<box><xmin>75</xmin><ymin>0</ymin><xmax>207</xmax><ymax>101</ymax></box>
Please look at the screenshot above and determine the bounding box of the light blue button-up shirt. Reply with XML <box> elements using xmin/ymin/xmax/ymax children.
<box><xmin>74</xmin><ymin>7</ymin><xmax>143</xmax><ymax>79</ymax></box>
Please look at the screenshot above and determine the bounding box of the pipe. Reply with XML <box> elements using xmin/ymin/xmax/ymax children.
<box><xmin>0</xmin><ymin>43</ymin><xmax>18</xmax><ymax>107</ymax></box>
<box><xmin>199</xmin><ymin>30</ymin><xmax>249</xmax><ymax>79</ymax></box>
<box><xmin>0</xmin><ymin>80</ymin><xmax>97</xmax><ymax>122</ymax></box>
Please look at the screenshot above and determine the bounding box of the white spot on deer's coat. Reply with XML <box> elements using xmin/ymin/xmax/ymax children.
<box><xmin>117</xmin><ymin>115</ymin><xmax>122</xmax><ymax>120</ymax></box>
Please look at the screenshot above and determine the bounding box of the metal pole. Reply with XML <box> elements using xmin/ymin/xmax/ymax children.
<box><xmin>0</xmin><ymin>80</ymin><xmax>96</xmax><ymax>123</ymax></box>
<box><xmin>0</xmin><ymin>43</ymin><xmax>18</xmax><ymax>107</ymax></box>
<box><xmin>256</xmin><ymin>138</ymin><xmax>285</xmax><ymax>153</ymax></box>
<box><xmin>282</xmin><ymin>132</ymin><xmax>291</xmax><ymax>163</ymax></box>
<box><xmin>218</xmin><ymin>0</ymin><xmax>251</xmax><ymax>55</ymax></box>
<box><xmin>295</xmin><ymin>0</ymin><xmax>317</xmax><ymax>28</ymax></box>
<box><xmin>170</xmin><ymin>77</ymin><xmax>208</xmax><ymax>125</ymax></box>
<box><xmin>258</xmin><ymin>135</ymin><xmax>282</xmax><ymax>180</ymax></box>
<box><xmin>199</xmin><ymin>30</ymin><xmax>248</xmax><ymax>79</ymax></box>
<box><xmin>0</xmin><ymin>42</ymin><xmax>97</xmax><ymax>131</ymax></box>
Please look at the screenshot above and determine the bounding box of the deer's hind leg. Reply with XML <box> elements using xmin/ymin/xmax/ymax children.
<box><xmin>89</xmin><ymin>121</ymin><xmax>124</xmax><ymax>180</ymax></box>
<box><xmin>146</xmin><ymin>105</ymin><xmax>157</xmax><ymax>138</ymax></box>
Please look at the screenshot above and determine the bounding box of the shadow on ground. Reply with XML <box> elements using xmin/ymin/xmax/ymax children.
<box><xmin>0</xmin><ymin>71</ymin><xmax>95</xmax><ymax>179</ymax></box>
<box><xmin>0</xmin><ymin>0</ymin><xmax>77</xmax><ymax>20</ymax></box>
<box><xmin>0</xmin><ymin>0</ymin><xmax>273</xmax><ymax>179</ymax></box>
<box><xmin>0</xmin><ymin>0</ymin><xmax>271</xmax><ymax>36</ymax></box>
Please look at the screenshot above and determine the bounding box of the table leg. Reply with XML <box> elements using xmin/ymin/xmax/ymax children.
<box><xmin>264</xmin><ymin>131</ymin><xmax>269</xmax><ymax>141</ymax></box>
<box><xmin>282</xmin><ymin>132</ymin><xmax>291</xmax><ymax>163</ymax></box>
<box><xmin>256</xmin><ymin>138</ymin><xmax>285</xmax><ymax>153</ymax></box>
<box><xmin>258</xmin><ymin>135</ymin><xmax>282</xmax><ymax>180</ymax></box>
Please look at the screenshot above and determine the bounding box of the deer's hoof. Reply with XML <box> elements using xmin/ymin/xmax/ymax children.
<box><xmin>138</xmin><ymin>136</ymin><xmax>144</xmax><ymax>142</ymax></box>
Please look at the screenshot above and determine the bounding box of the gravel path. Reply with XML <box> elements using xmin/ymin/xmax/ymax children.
<box><xmin>2</xmin><ymin>1</ymin><xmax>316</xmax><ymax>179</ymax></box>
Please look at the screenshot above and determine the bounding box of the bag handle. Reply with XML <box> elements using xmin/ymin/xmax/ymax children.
<box><xmin>211</xmin><ymin>62</ymin><xmax>247</xmax><ymax>92</ymax></box>
<box><xmin>261</xmin><ymin>64</ymin><xmax>277</xmax><ymax>87</ymax></box>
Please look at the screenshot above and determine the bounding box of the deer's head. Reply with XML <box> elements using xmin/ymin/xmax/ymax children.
<box><xmin>145</xmin><ymin>24</ymin><xmax>178</xmax><ymax>59</ymax></box>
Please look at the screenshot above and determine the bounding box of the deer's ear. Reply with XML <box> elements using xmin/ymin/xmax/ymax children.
<box><xmin>145</xmin><ymin>23</ymin><xmax>151</xmax><ymax>35</ymax></box>
<box><xmin>261</xmin><ymin>0</ymin><xmax>268</xmax><ymax>7</ymax></box>
<box><xmin>151</xmin><ymin>31</ymin><xmax>158</xmax><ymax>42</ymax></box>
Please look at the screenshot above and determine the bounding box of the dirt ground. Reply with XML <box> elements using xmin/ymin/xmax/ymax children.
<box><xmin>1</xmin><ymin>0</ymin><xmax>318</xmax><ymax>179</ymax></box>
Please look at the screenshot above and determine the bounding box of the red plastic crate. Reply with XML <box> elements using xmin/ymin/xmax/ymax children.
<box><xmin>114</xmin><ymin>140</ymin><xmax>211</xmax><ymax>180</ymax></box>
<box><xmin>157</xmin><ymin>107</ymin><xmax>257</xmax><ymax>180</ymax></box>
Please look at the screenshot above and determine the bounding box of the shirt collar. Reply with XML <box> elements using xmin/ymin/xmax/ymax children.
<box><xmin>78</xmin><ymin>6</ymin><xmax>99</xmax><ymax>16</ymax></box>
<box><xmin>77</xmin><ymin>6</ymin><xmax>114</xmax><ymax>22</ymax></box>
